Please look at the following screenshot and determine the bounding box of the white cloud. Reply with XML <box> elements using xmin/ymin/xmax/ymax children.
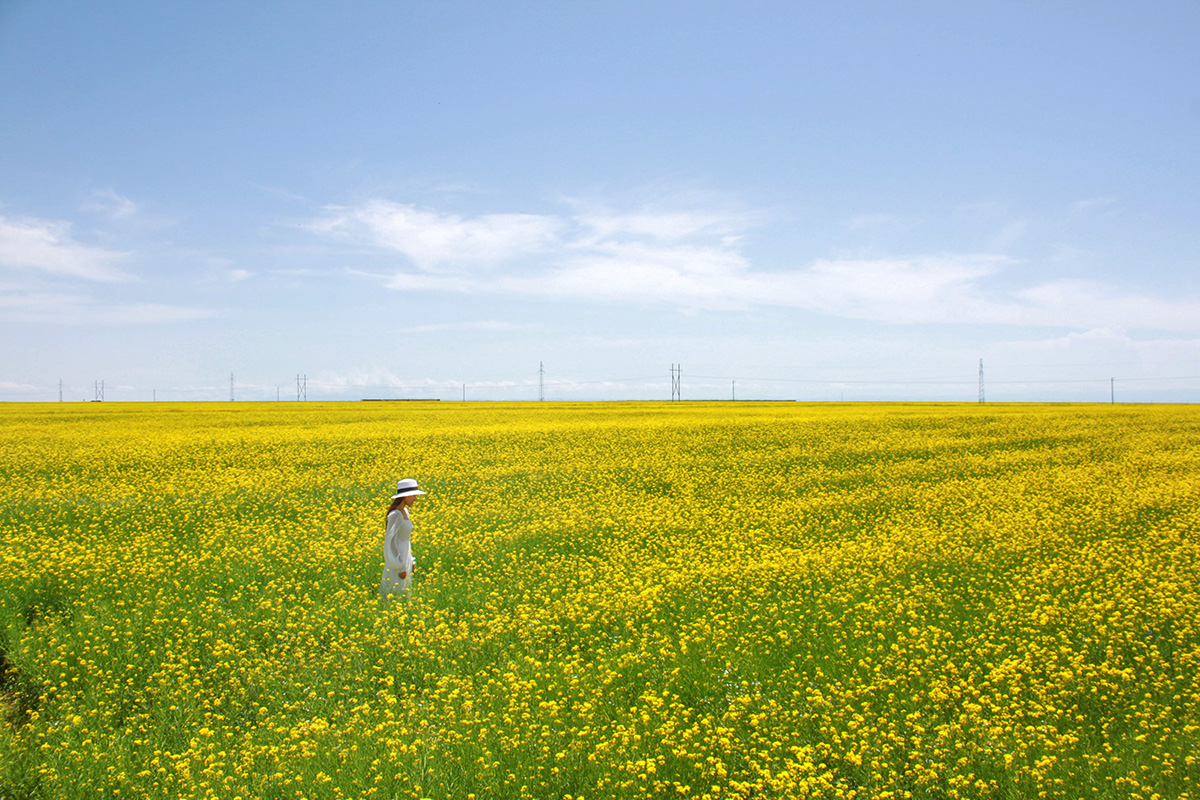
<box><xmin>83</xmin><ymin>189</ymin><xmax>139</xmax><ymax>221</ymax></box>
<box><xmin>512</xmin><ymin>250</ymin><xmax>1019</xmax><ymax>323</ymax></box>
<box><xmin>308</xmin><ymin>198</ymin><xmax>1200</xmax><ymax>335</ymax></box>
<box><xmin>1015</xmin><ymin>279</ymin><xmax>1200</xmax><ymax>333</ymax></box>
<box><xmin>77</xmin><ymin>303</ymin><xmax>218</xmax><ymax>324</ymax></box>
<box><xmin>1067</xmin><ymin>196</ymin><xmax>1118</xmax><ymax>219</ymax></box>
<box><xmin>310</xmin><ymin>200</ymin><xmax>561</xmax><ymax>271</ymax></box>
<box><xmin>988</xmin><ymin>328</ymin><xmax>1200</xmax><ymax>384</ymax></box>
<box><xmin>572</xmin><ymin>207</ymin><xmax>748</xmax><ymax>244</ymax></box>
<box><xmin>384</xmin><ymin>272</ymin><xmax>474</xmax><ymax>292</ymax></box>
<box><xmin>512</xmin><ymin>241</ymin><xmax>754</xmax><ymax>309</ymax></box>
<box><xmin>846</xmin><ymin>213</ymin><xmax>914</xmax><ymax>233</ymax></box>
<box><xmin>399</xmin><ymin>320</ymin><xmax>528</xmax><ymax>334</ymax></box>
<box><xmin>307</xmin><ymin>367</ymin><xmax>461</xmax><ymax>396</ymax></box>
<box><xmin>0</xmin><ymin>290</ymin><xmax>216</xmax><ymax>324</ymax></box>
<box><xmin>0</xmin><ymin>380</ymin><xmax>41</xmax><ymax>393</ymax></box>
<box><xmin>766</xmin><ymin>256</ymin><xmax>1007</xmax><ymax>322</ymax></box>
<box><xmin>0</xmin><ymin>215</ymin><xmax>131</xmax><ymax>281</ymax></box>
<box><xmin>995</xmin><ymin>328</ymin><xmax>1140</xmax><ymax>363</ymax></box>
<box><xmin>988</xmin><ymin>220</ymin><xmax>1027</xmax><ymax>251</ymax></box>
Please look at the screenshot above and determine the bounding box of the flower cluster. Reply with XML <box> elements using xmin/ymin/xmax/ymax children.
<box><xmin>1</xmin><ymin>401</ymin><xmax>1198</xmax><ymax>799</ymax></box>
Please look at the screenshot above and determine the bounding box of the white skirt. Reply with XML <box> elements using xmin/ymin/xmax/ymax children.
<box><xmin>380</xmin><ymin>555</ymin><xmax>415</xmax><ymax>598</ymax></box>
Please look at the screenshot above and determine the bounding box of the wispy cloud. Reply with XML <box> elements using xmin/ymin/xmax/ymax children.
<box><xmin>511</xmin><ymin>240</ymin><xmax>755</xmax><ymax>310</ymax></box>
<box><xmin>0</xmin><ymin>290</ymin><xmax>217</xmax><ymax>324</ymax></box>
<box><xmin>83</xmin><ymin>189</ymin><xmax>140</xmax><ymax>221</ymax></box>
<box><xmin>845</xmin><ymin>213</ymin><xmax>915</xmax><ymax>233</ymax></box>
<box><xmin>307</xmin><ymin>198</ymin><xmax>1200</xmax><ymax>335</ymax></box>
<box><xmin>0</xmin><ymin>380</ymin><xmax>42</xmax><ymax>394</ymax></box>
<box><xmin>0</xmin><ymin>215</ymin><xmax>131</xmax><ymax>281</ymax></box>
<box><xmin>1015</xmin><ymin>279</ymin><xmax>1200</xmax><ymax>333</ymax></box>
<box><xmin>247</xmin><ymin>182</ymin><xmax>308</xmax><ymax>203</ymax></box>
<box><xmin>310</xmin><ymin>200</ymin><xmax>561</xmax><ymax>271</ymax></box>
<box><xmin>988</xmin><ymin>220</ymin><xmax>1028</xmax><ymax>251</ymax></box>
<box><xmin>399</xmin><ymin>320</ymin><xmax>529</xmax><ymax>334</ymax></box>
<box><xmin>306</xmin><ymin>367</ymin><xmax>458</xmax><ymax>396</ymax></box>
<box><xmin>1067</xmin><ymin>196</ymin><xmax>1118</xmax><ymax>219</ymax></box>
<box><xmin>989</xmin><ymin>328</ymin><xmax>1200</xmax><ymax>381</ymax></box>
<box><xmin>765</xmin><ymin>256</ymin><xmax>1010</xmax><ymax>323</ymax></box>
<box><xmin>571</xmin><ymin>206</ymin><xmax>751</xmax><ymax>244</ymax></box>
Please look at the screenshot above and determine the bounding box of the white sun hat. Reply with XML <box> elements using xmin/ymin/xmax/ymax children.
<box><xmin>391</xmin><ymin>478</ymin><xmax>427</xmax><ymax>500</ymax></box>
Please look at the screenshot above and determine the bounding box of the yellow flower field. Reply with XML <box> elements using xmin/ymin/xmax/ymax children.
<box><xmin>1</xmin><ymin>401</ymin><xmax>1198</xmax><ymax>799</ymax></box>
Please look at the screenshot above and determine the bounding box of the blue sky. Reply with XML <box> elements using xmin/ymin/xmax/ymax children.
<box><xmin>2</xmin><ymin>1</ymin><xmax>1198</xmax><ymax>402</ymax></box>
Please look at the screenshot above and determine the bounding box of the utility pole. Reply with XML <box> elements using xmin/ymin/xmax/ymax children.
<box><xmin>732</xmin><ymin>380</ymin><xmax>736</xmax><ymax>401</ymax></box>
<box><xmin>978</xmin><ymin>359</ymin><xmax>985</xmax><ymax>404</ymax></box>
<box><xmin>59</xmin><ymin>379</ymin><xmax>63</xmax><ymax>402</ymax></box>
<box><xmin>1111</xmin><ymin>378</ymin><xmax>1115</xmax><ymax>404</ymax></box>
<box><xmin>539</xmin><ymin>361</ymin><xmax>545</xmax><ymax>401</ymax></box>
<box><xmin>230</xmin><ymin>372</ymin><xmax>235</xmax><ymax>402</ymax></box>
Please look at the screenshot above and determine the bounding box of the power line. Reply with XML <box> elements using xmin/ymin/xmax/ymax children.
<box><xmin>688</xmin><ymin>372</ymin><xmax>1200</xmax><ymax>387</ymax></box>
<box><xmin>10</xmin><ymin>369</ymin><xmax>1199</xmax><ymax>403</ymax></box>
<box><xmin>1106</xmin><ymin>374</ymin><xmax>1200</xmax><ymax>383</ymax></box>
<box><xmin>991</xmin><ymin>375</ymin><xmax>1200</xmax><ymax>385</ymax></box>
<box><xmin>543</xmin><ymin>375</ymin><xmax>660</xmax><ymax>386</ymax></box>
<box><xmin>690</xmin><ymin>374</ymin><xmax>972</xmax><ymax>386</ymax></box>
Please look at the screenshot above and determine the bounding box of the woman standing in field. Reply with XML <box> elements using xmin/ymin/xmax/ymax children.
<box><xmin>381</xmin><ymin>478</ymin><xmax>426</xmax><ymax>599</ymax></box>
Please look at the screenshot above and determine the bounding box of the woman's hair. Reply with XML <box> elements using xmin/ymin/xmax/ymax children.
<box><xmin>386</xmin><ymin>497</ymin><xmax>406</xmax><ymax>519</ymax></box>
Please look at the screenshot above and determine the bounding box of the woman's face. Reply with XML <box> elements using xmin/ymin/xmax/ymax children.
<box><xmin>402</xmin><ymin>495</ymin><xmax>418</xmax><ymax>509</ymax></box>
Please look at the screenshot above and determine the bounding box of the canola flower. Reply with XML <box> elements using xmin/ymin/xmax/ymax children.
<box><xmin>1</xmin><ymin>400</ymin><xmax>1198</xmax><ymax>799</ymax></box>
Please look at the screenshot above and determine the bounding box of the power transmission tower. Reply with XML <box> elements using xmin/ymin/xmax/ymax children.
<box><xmin>95</xmin><ymin>380</ymin><xmax>104</xmax><ymax>402</ymax></box>
<box><xmin>978</xmin><ymin>359</ymin><xmax>985</xmax><ymax>403</ymax></box>
<box><xmin>230</xmin><ymin>372</ymin><xmax>235</xmax><ymax>402</ymax></box>
<box><xmin>670</xmin><ymin>364</ymin><xmax>681</xmax><ymax>401</ymax></box>
<box><xmin>59</xmin><ymin>379</ymin><xmax>63</xmax><ymax>402</ymax></box>
<box><xmin>297</xmin><ymin>374</ymin><xmax>307</xmax><ymax>401</ymax></box>
<box><xmin>539</xmin><ymin>361</ymin><xmax>545</xmax><ymax>401</ymax></box>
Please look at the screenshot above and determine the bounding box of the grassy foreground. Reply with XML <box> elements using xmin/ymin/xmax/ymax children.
<box><xmin>1</xmin><ymin>401</ymin><xmax>1198</xmax><ymax>800</ymax></box>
